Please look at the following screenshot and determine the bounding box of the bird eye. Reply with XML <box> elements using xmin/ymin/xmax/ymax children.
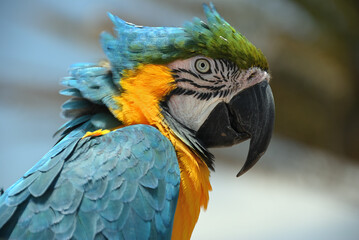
<box><xmin>195</xmin><ymin>58</ymin><xmax>211</xmax><ymax>74</ymax></box>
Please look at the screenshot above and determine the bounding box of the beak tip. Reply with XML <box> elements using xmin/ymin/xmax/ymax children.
<box><xmin>236</xmin><ymin>170</ymin><xmax>244</xmax><ymax>178</ymax></box>
<box><xmin>236</xmin><ymin>162</ymin><xmax>251</xmax><ymax>177</ymax></box>
<box><xmin>236</xmin><ymin>152</ymin><xmax>263</xmax><ymax>177</ymax></box>
<box><xmin>235</xmin><ymin>164</ymin><xmax>251</xmax><ymax>177</ymax></box>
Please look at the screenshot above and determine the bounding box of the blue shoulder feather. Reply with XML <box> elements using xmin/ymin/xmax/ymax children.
<box><xmin>0</xmin><ymin>125</ymin><xmax>180</xmax><ymax>239</ymax></box>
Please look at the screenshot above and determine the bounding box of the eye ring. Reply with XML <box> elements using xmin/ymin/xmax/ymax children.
<box><xmin>195</xmin><ymin>58</ymin><xmax>211</xmax><ymax>74</ymax></box>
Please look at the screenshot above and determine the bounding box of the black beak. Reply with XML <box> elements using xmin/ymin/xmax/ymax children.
<box><xmin>196</xmin><ymin>81</ymin><xmax>275</xmax><ymax>177</ymax></box>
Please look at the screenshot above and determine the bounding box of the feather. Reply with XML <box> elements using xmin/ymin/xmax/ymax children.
<box><xmin>131</xmin><ymin>188</ymin><xmax>154</xmax><ymax>221</ymax></box>
<box><xmin>6</xmin><ymin>188</ymin><xmax>30</xmax><ymax>207</ymax></box>
<box><xmin>102</xmin><ymin>228</ymin><xmax>123</xmax><ymax>240</ymax></box>
<box><xmin>99</xmin><ymin>199</ymin><xmax>124</xmax><ymax>222</ymax></box>
<box><xmin>53</xmin><ymin>215</ymin><xmax>76</xmax><ymax>239</ymax></box>
<box><xmin>0</xmin><ymin>202</ymin><xmax>16</xmax><ymax>228</ymax></box>
<box><xmin>120</xmin><ymin>180</ymin><xmax>138</xmax><ymax>203</ymax></box>
<box><xmin>95</xmin><ymin>233</ymin><xmax>107</xmax><ymax>240</ymax></box>
<box><xmin>139</xmin><ymin>171</ymin><xmax>158</xmax><ymax>189</ymax></box>
<box><xmin>49</xmin><ymin>180</ymin><xmax>75</xmax><ymax>212</ymax></box>
<box><xmin>7</xmin><ymin>173</ymin><xmax>39</xmax><ymax>197</ymax></box>
<box><xmin>0</xmin><ymin>124</ymin><xmax>180</xmax><ymax>239</ymax></box>
<box><xmin>28</xmin><ymin>159</ymin><xmax>64</xmax><ymax>197</ymax></box>
<box><xmin>51</xmin><ymin>213</ymin><xmax>75</xmax><ymax>234</ymax></box>
<box><xmin>95</xmin><ymin>217</ymin><xmax>105</xmax><ymax>234</ymax></box>
<box><xmin>85</xmin><ymin>178</ymin><xmax>109</xmax><ymax>201</ymax></box>
<box><xmin>90</xmin><ymin>112</ymin><xmax>122</xmax><ymax>130</ymax></box>
<box><xmin>139</xmin><ymin>180</ymin><xmax>166</xmax><ymax>211</ymax></box>
<box><xmin>109</xmin><ymin>180</ymin><xmax>126</xmax><ymax>201</ymax></box>
<box><xmin>59</xmin><ymin>88</ymin><xmax>82</xmax><ymax>97</ymax></box>
<box><xmin>122</xmin><ymin>209</ymin><xmax>151</xmax><ymax>240</ymax></box>
<box><xmin>79</xmin><ymin>196</ymin><xmax>96</xmax><ymax>213</ymax></box>
<box><xmin>73</xmin><ymin>211</ymin><xmax>98</xmax><ymax>240</ymax></box>
<box><xmin>60</xmin><ymin>189</ymin><xmax>83</xmax><ymax>215</ymax></box>
<box><xmin>28</xmin><ymin>208</ymin><xmax>55</xmax><ymax>233</ymax></box>
<box><xmin>62</xmin><ymin>98</ymin><xmax>92</xmax><ymax>110</ymax></box>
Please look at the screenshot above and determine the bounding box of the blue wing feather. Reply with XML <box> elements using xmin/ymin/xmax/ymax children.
<box><xmin>0</xmin><ymin>124</ymin><xmax>180</xmax><ymax>239</ymax></box>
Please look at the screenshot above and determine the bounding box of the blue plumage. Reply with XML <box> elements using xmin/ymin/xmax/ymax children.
<box><xmin>0</xmin><ymin>57</ymin><xmax>181</xmax><ymax>238</ymax></box>
<box><xmin>100</xmin><ymin>13</ymin><xmax>188</xmax><ymax>84</ymax></box>
<box><xmin>0</xmin><ymin>125</ymin><xmax>180</xmax><ymax>239</ymax></box>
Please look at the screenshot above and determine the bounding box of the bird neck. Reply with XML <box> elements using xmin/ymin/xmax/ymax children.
<box><xmin>110</xmin><ymin>64</ymin><xmax>212</xmax><ymax>239</ymax></box>
<box><xmin>169</xmin><ymin>137</ymin><xmax>211</xmax><ymax>240</ymax></box>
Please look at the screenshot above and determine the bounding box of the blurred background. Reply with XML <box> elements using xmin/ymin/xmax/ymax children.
<box><xmin>0</xmin><ymin>0</ymin><xmax>358</xmax><ymax>239</ymax></box>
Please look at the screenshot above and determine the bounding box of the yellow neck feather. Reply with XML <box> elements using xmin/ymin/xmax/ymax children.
<box><xmin>110</xmin><ymin>64</ymin><xmax>212</xmax><ymax>239</ymax></box>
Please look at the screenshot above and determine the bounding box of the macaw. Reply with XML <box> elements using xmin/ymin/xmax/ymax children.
<box><xmin>0</xmin><ymin>3</ymin><xmax>274</xmax><ymax>240</ymax></box>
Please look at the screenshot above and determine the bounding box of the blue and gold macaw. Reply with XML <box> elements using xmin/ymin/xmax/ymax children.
<box><xmin>0</xmin><ymin>4</ymin><xmax>274</xmax><ymax>240</ymax></box>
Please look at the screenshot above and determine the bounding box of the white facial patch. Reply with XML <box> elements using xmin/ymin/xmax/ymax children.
<box><xmin>166</xmin><ymin>56</ymin><xmax>269</xmax><ymax>131</ymax></box>
<box><xmin>167</xmin><ymin>95</ymin><xmax>220</xmax><ymax>131</ymax></box>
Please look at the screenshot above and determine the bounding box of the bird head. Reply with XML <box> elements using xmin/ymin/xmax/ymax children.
<box><xmin>100</xmin><ymin>3</ymin><xmax>275</xmax><ymax>176</ymax></box>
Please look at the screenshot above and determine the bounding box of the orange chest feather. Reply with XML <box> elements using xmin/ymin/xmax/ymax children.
<box><xmin>110</xmin><ymin>64</ymin><xmax>212</xmax><ymax>240</ymax></box>
<box><xmin>111</xmin><ymin>64</ymin><xmax>176</xmax><ymax>126</ymax></box>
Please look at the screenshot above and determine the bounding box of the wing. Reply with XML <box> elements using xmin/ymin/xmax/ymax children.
<box><xmin>0</xmin><ymin>124</ymin><xmax>180</xmax><ymax>240</ymax></box>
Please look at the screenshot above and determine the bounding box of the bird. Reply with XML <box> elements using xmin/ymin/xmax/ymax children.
<box><xmin>0</xmin><ymin>3</ymin><xmax>274</xmax><ymax>240</ymax></box>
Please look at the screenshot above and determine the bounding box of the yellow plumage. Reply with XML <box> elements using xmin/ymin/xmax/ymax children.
<box><xmin>110</xmin><ymin>64</ymin><xmax>212</xmax><ymax>239</ymax></box>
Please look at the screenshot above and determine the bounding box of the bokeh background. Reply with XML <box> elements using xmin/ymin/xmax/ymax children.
<box><xmin>1</xmin><ymin>0</ymin><xmax>358</xmax><ymax>239</ymax></box>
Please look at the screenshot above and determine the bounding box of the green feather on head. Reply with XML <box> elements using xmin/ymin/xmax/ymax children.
<box><xmin>183</xmin><ymin>3</ymin><xmax>269</xmax><ymax>71</ymax></box>
<box><xmin>101</xmin><ymin>2</ymin><xmax>268</xmax><ymax>81</ymax></box>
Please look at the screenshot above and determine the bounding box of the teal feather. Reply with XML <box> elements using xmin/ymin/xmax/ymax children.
<box><xmin>111</xmin><ymin>176</ymin><xmax>125</xmax><ymax>191</ymax></box>
<box><xmin>64</xmin><ymin>63</ymin><xmax>119</xmax><ymax>105</ymax></box>
<box><xmin>96</xmin><ymin>218</ymin><xmax>105</xmax><ymax>234</ymax></box>
<box><xmin>79</xmin><ymin>196</ymin><xmax>97</xmax><ymax>213</ymax></box>
<box><xmin>17</xmin><ymin>202</ymin><xmax>34</xmax><ymax>227</ymax></box>
<box><xmin>6</xmin><ymin>191</ymin><xmax>29</xmax><ymax>209</ymax></box>
<box><xmin>139</xmin><ymin>171</ymin><xmax>158</xmax><ymax>189</ymax></box>
<box><xmin>109</xmin><ymin>180</ymin><xmax>126</xmax><ymax>201</ymax></box>
<box><xmin>49</xmin><ymin>180</ymin><xmax>76</xmax><ymax>211</ymax></box>
<box><xmin>99</xmin><ymin>199</ymin><xmax>124</xmax><ymax>222</ymax></box>
<box><xmin>7</xmin><ymin>173</ymin><xmax>39</xmax><ymax>197</ymax></box>
<box><xmin>0</xmin><ymin>201</ymin><xmax>16</xmax><ymax>228</ymax></box>
<box><xmin>53</xmin><ymin>219</ymin><xmax>76</xmax><ymax>239</ymax></box>
<box><xmin>24</xmin><ymin>127</ymin><xmax>85</xmax><ymax>178</ymax></box>
<box><xmin>0</xmin><ymin>125</ymin><xmax>180</xmax><ymax>239</ymax></box>
<box><xmin>58</xmin><ymin>61</ymin><xmax>122</xmax><ymax>144</ymax></box>
<box><xmin>28</xmin><ymin>160</ymin><xmax>63</xmax><ymax>197</ymax></box>
<box><xmin>54</xmin><ymin>114</ymin><xmax>91</xmax><ymax>137</ymax></box>
<box><xmin>60</xmin><ymin>189</ymin><xmax>83</xmax><ymax>214</ymax></box>
<box><xmin>73</xmin><ymin>211</ymin><xmax>98</xmax><ymax>240</ymax></box>
<box><xmin>90</xmin><ymin>112</ymin><xmax>122</xmax><ymax>130</ymax></box>
<box><xmin>26</xmin><ymin>191</ymin><xmax>52</xmax><ymax>213</ymax></box>
<box><xmin>155</xmin><ymin>213</ymin><xmax>167</xmax><ymax>234</ymax></box>
<box><xmin>85</xmin><ymin>178</ymin><xmax>109</xmax><ymax>201</ymax></box>
<box><xmin>122</xmin><ymin>208</ymin><xmax>151</xmax><ymax>240</ymax></box>
<box><xmin>28</xmin><ymin>208</ymin><xmax>55</xmax><ymax>233</ymax></box>
<box><xmin>51</xmin><ymin>213</ymin><xmax>74</xmax><ymax>234</ymax></box>
<box><xmin>102</xmin><ymin>228</ymin><xmax>123</xmax><ymax>240</ymax></box>
<box><xmin>59</xmin><ymin>88</ymin><xmax>82</xmax><ymax>97</ymax></box>
<box><xmin>120</xmin><ymin>180</ymin><xmax>138</xmax><ymax>203</ymax></box>
<box><xmin>95</xmin><ymin>232</ymin><xmax>107</xmax><ymax>240</ymax></box>
<box><xmin>62</xmin><ymin>98</ymin><xmax>92</xmax><ymax>110</ymax></box>
<box><xmin>132</xmin><ymin>189</ymin><xmax>155</xmax><ymax>221</ymax></box>
<box><xmin>114</xmin><ymin>203</ymin><xmax>130</xmax><ymax>231</ymax></box>
<box><xmin>160</xmin><ymin>200</ymin><xmax>173</xmax><ymax>227</ymax></box>
<box><xmin>141</xmin><ymin>180</ymin><xmax>167</xmax><ymax>211</ymax></box>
